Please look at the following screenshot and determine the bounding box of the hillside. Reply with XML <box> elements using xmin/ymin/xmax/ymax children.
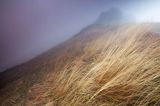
<box><xmin>0</xmin><ymin>24</ymin><xmax>160</xmax><ymax>106</ymax></box>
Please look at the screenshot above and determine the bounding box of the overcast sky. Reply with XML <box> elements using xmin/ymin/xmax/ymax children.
<box><xmin>0</xmin><ymin>0</ymin><xmax>160</xmax><ymax>71</ymax></box>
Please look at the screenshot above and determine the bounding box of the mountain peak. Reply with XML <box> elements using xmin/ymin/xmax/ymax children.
<box><xmin>95</xmin><ymin>8</ymin><xmax>133</xmax><ymax>25</ymax></box>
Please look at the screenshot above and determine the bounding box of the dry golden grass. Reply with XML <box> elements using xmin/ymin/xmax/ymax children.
<box><xmin>39</xmin><ymin>25</ymin><xmax>160</xmax><ymax>106</ymax></box>
<box><xmin>0</xmin><ymin>24</ymin><xmax>160</xmax><ymax>106</ymax></box>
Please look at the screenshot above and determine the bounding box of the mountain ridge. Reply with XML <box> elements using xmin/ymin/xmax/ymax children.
<box><xmin>95</xmin><ymin>8</ymin><xmax>135</xmax><ymax>25</ymax></box>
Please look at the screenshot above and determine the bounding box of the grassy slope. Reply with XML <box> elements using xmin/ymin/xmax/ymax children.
<box><xmin>0</xmin><ymin>24</ymin><xmax>160</xmax><ymax>106</ymax></box>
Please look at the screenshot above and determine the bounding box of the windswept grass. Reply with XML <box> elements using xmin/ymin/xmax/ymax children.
<box><xmin>0</xmin><ymin>25</ymin><xmax>160</xmax><ymax>106</ymax></box>
<box><xmin>42</xmin><ymin>25</ymin><xmax>160</xmax><ymax>106</ymax></box>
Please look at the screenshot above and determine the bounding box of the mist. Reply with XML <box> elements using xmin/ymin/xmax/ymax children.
<box><xmin>0</xmin><ymin>0</ymin><xmax>160</xmax><ymax>71</ymax></box>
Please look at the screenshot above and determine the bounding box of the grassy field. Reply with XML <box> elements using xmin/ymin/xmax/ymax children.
<box><xmin>0</xmin><ymin>24</ymin><xmax>160</xmax><ymax>106</ymax></box>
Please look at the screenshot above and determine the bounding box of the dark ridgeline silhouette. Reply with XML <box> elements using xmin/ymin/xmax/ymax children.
<box><xmin>95</xmin><ymin>8</ymin><xmax>134</xmax><ymax>25</ymax></box>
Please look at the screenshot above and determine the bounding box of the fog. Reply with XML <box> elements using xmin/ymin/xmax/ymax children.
<box><xmin>0</xmin><ymin>0</ymin><xmax>160</xmax><ymax>71</ymax></box>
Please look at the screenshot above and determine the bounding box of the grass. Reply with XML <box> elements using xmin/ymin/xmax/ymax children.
<box><xmin>0</xmin><ymin>24</ymin><xmax>160</xmax><ymax>106</ymax></box>
<box><xmin>41</xmin><ymin>25</ymin><xmax>160</xmax><ymax>106</ymax></box>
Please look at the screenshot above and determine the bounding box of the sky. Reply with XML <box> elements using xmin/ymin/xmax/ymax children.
<box><xmin>0</xmin><ymin>0</ymin><xmax>160</xmax><ymax>71</ymax></box>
